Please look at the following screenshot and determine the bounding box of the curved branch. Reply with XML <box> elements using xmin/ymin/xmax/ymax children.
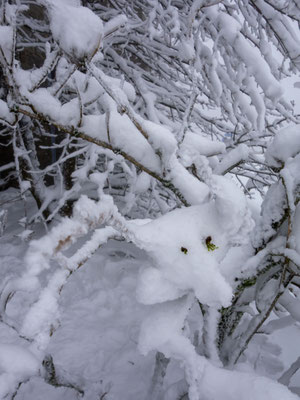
<box><xmin>16</xmin><ymin>106</ymin><xmax>189</xmax><ymax>206</ymax></box>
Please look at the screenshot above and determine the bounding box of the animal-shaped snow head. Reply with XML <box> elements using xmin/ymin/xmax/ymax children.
<box><xmin>131</xmin><ymin>177</ymin><xmax>253</xmax><ymax>308</ymax></box>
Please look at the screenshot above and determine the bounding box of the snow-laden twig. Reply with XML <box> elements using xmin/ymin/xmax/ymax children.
<box><xmin>147</xmin><ymin>352</ymin><xmax>170</xmax><ymax>400</ymax></box>
<box><xmin>279</xmin><ymin>356</ymin><xmax>300</xmax><ymax>386</ymax></box>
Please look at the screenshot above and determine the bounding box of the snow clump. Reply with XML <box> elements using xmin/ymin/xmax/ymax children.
<box><xmin>265</xmin><ymin>125</ymin><xmax>300</xmax><ymax>168</ymax></box>
<box><xmin>47</xmin><ymin>0</ymin><xmax>103</xmax><ymax>61</ymax></box>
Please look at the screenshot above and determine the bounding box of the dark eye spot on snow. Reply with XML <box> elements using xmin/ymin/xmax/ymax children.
<box><xmin>181</xmin><ymin>247</ymin><xmax>188</xmax><ymax>254</ymax></box>
<box><xmin>205</xmin><ymin>236</ymin><xmax>218</xmax><ymax>251</ymax></box>
<box><xmin>205</xmin><ymin>236</ymin><xmax>212</xmax><ymax>245</ymax></box>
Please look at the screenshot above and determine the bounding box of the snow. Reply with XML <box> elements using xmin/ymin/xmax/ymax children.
<box><xmin>220</xmin><ymin>245</ymin><xmax>253</xmax><ymax>285</ymax></box>
<box><xmin>205</xmin><ymin>7</ymin><xmax>283</xmax><ymax>103</ymax></box>
<box><xmin>0</xmin><ymin>26</ymin><xmax>13</xmax><ymax>65</ymax></box>
<box><xmin>0</xmin><ymin>344</ymin><xmax>39</xmax><ymax>399</ymax></box>
<box><xmin>25</xmin><ymin>88</ymin><xmax>62</xmax><ymax>121</ymax></box>
<box><xmin>282</xmin><ymin>77</ymin><xmax>300</xmax><ymax>115</ymax></box>
<box><xmin>254</xmin><ymin>0</ymin><xmax>300</xmax><ymax>68</ymax></box>
<box><xmin>213</xmin><ymin>175</ymin><xmax>254</xmax><ymax>245</ymax></box>
<box><xmin>242</xmin><ymin>235</ymin><xmax>286</xmax><ymax>276</ymax></box>
<box><xmin>93</xmin><ymin>73</ymin><xmax>136</xmax><ymax>103</ymax></box>
<box><xmin>21</xmin><ymin>269</ymin><xmax>70</xmax><ymax>348</ymax></box>
<box><xmin>0</xmin><ymin>189</ymin><xmax>299</xmax><ymax>399</ymax></box>
<box><xmin>141</xmin><ymin>120</ymin><xmax>177</xmax><ymax>164</ymax></box>
<box><xmin>214</xmin><ymin>144</ymin><xmax>249</xmax><ymax>175</ymax></box>
<box><xmin>294</xmin><ymin>204</ymin><xmax>300</xmax><ymax>254</ymax></box>
<box><xmin>46</xmin><ymin>1</ymin><xmax>103</xmax><ymax>61</ymax></box>
<box><xmin>134</xmin><ymin>172</ymin><xmax>151</xmax><ymax>194</ymax></box>
<box><xmin>138</xmin><ymin>294</ymin><xmax>299</xmax><ymax>400</ymax></box>
<box><xmin>136</xmin><ymin>265</ymin><xmax>186</xmax><ymax>305</ymax></box>
<box><xmin>15</xmin><ymin>377</ymin><xmax>78</xmax><ymax>400</ymax></box>
<box><xmin>253</xmin><ymin>182</ymin><xmax>287</xmax><ymax>248</ymax></box>
<box><xmin>178</xmin><ymin>38</ymin><xmax>195</xmax><ymax>61</ymax></box>
<box><xmin>0</xmin><ymin>99</ymin><xmax>15</xmax><ymax>125</ymax></box>
<box><xmin>64</xmin><ymin>226</ymin><xmax>117</xmax><ymax>271</ymax></box>
<box><xmin>196</xmin><ymin>360</ymin><xmax>299</xmax><ymax>400</ymax></box>
<box><xmin>81</xmin><ymin>112</ymin><xmax>162</xmax><ymax>173</ymax></box>
<box><xmin>167</xmin><ymin>158</ymin><xmax>210</xmax><ymax>205</ymax></box>
<box><xmin>138</xmin><ymin>295</ymin><xmax>194</xmax><ymax>356</ymax></box>
<box><xmin>244</xmin><ymin>76</ymin><xmax>266</xmax><ymax>131</ymax></box>
<box><xmin>1</xmin><ymin>0</ymin><xmax>300</xmax><ymax>396</ymax></box>
<box><xmin>45</xmin><ymin>242</ymin><xmax>155</xmax><ymax>400</ymax></box>
<box><xmin>179</xmin><ymin>131</ymin><xmax>225</xmax><ymax>167</ymax></box>
<box><xmin>17</xmin><ymin>229</ymin><xmax>34</xmax><ymax>242</ymax></box>
<box><xmin>281</xmin><ymin>154</ymin><xmax>300</xmax><ymax>214</ymax></box>
<box><xmin>24</xmin><ymin>86</ymin><xmax>91</xmax><ymax>127</ymax></box>
<box><xmin>104</xmin><ymin>14</ymin><xmax>127</xmax><ymax>38</ymax></box>
<box><xmin>266</xmin><ymin>125</ymin><xmax>300</xmax><ymax>167</ymax></box>
<box><xmin>0</xmin><ymin>344</ymin><xmax>39</xmax><ymax>375</ymax></box>
<box><xmin>280</xmin><ymin>291</ymin><xmax>300</xmax><ymax>323</ymax></box>
<box><xmin>130</xmin><ymin>203</ymin><xmax>234</xmax><ymax>308</ymax></box>
<box><xmin>20</xmin><ymin>84</ymin><xmax>161</xmax><ymax>175</ymax></box>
